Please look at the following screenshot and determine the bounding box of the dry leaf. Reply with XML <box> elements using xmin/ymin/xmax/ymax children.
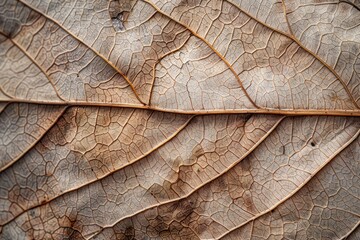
<box><xmin>0</xmin><ymin>0</ymin><xmax>360</xmax><ymax>239</ymax></box>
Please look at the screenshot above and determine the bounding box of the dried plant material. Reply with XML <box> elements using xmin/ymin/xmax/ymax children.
<box><xmin>0</xmin><ymin>0</ymin><xmax>360</xmax><ymax>239</ymax></box>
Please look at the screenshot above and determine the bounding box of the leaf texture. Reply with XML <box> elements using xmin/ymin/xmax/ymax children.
<box><xmin>0</xmin><ymin>0</ymin><xmax>360</xmax><ymax>239</ymax></box>
<box><xmin>0</xmin><ymin>103</ymin><xmax>66</xmax><ymax>171</ymax></box>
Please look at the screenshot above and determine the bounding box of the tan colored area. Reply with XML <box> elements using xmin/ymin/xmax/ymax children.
<box><xmin>0</xmin><ymin>0</ymin><xmax>360</xmax><ymax>239</ymax></box>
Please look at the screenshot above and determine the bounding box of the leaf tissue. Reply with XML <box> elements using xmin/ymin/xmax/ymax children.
<box><xmin>0</xmin><ymin>0</ymin><xmax>360</xmax><ymax>239</ymax></box>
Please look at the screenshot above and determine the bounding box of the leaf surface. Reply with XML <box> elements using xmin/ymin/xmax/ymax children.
<box><xmin>1</xmin><ymin>0</ymin><xmax>360</xmax><ymax>239</ymax></box>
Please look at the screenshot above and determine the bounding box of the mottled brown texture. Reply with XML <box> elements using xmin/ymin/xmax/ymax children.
<box><xmin>1</xmin><ymin>0</ymin><xmax>360</xmax><ymax>239</ymax></box>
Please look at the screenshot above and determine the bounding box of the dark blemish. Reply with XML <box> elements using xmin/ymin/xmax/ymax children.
<box><xmin>29</xmin><ymin>209</ymin><xmax>36</xmax><ymax>217</ymax></box>
<box><xmin>55</xmin><ymin>217</ymin><xmax>83</xmax><ymax>240</ymax></box>
<box><xmin>0</xmin><ymin>10</ymin><xmax>40</xmax><ymax>38</ymax></box>
<box><xmin>63</xmin><ymin>225</ymin><xmax>80</xmax><ymax>239</ymax></box>
<box><xmin>112</xmin><ymin>12</ymin><xmax>129</xmax><ymax>32</ymax></box>
<box><xmin>109</xmin><ymin>0</ymin><xmax>135</xmax><ymax>32</ymax></box>
<box><xmin>218</xmin><ymin>177</ymin><xmax>227</xmax><ymax>189</ymax></box>
<box><xmin>154</xmin><ymin>222</ymin><xmax>169</xmax><ymax>233</ymax></box>
<box><xmin>111</xmin><ymin>13</ymin><xmax>124</xmax><ymax>31</ymax></box>
<box><xmin>76</xmin><ymin>73</ymin><xmax>79</xmax><ymax>78</ymax></box>
<box><xmin>243</xmin><ymin>193</ymin><xmax>255</xmax><ymax>213</ymax></box>
<box><xmin>310</xmin><ymin>141</ymin><xmax>316</xmax><ymax>147</ymax></box>
<box><xmin>0</xmin><ymin>17</ymin><xmax>21</xmax><ymax>38</ymax></box>
<box><xmin>174</xmin><ymin>200</ymin><xmax>195</xmax><ymax>220</ymax></box>
<box><xmin>124</xmin><ymin>226</ymin><xmax>135</xmax><ymax>240</ymax></box>
<box><xmin>241</xmin><ymin>157</ymin><xmax>251</xmax><ymax>172</ymax></box>
<box><xmin>149</xmin><ymin>215</ymin><xmax>172</xmax><ymax>237</ymax></box>
<box><xmin>197</xmin><ymin>224</ymin><xmax>207</xmax><ymax>235</ymax></box>
<box><xmin>280</xmin><ymin>145</ymin><xmax>285</xmax><ymax>155</ymax></box>
<box><xmin>61</xmin><ymin>210</ymin><xmax>80</xmax><ymax>239</ymax></box>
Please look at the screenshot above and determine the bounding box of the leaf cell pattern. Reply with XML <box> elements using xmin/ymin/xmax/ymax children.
<box><xmin>0</xmin><ymin>0</ymin><xmax>360</xmax><ymax>239</ymax></box>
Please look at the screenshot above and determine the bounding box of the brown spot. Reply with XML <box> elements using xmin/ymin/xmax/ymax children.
<box><xmin>196</xmin><ymin>224</ymin><xmax>207</xmax><ymax>235</ymax></box>
<box><xmin>50</xmin><ymin>109</ymin><xmax>76</xmax><ymax>144</ymax></box>
<box><xmin>0</xmin><ymin>18</ymin><xmax>21</xmax><ymax>38</ymax></box>
<box><xmin>40</xmin><ymin>196</ymin><xmax>47</xmax><ymax>205</ymax></box>
<box><xmin>124</xmin><ymin>226</ymin><xmax>135</xmax><ymax>240</ymax></box>
<box><xmin>243</xmin><ymin>191</ymin><xmax>256</xmax><ymax>213</ymax></box>
<box><xmin>241</xmin><ymin>157</ymin><xmax>251</xmax><ymax>172</ymax></box>
<box><xmin>217</xmin><ymin>176</ymin><xmax>227</xmax><ymax>189</ymax></box>
<box><xmin>154</xmin><ymin>221</ymin><xmax>169</xmax><ymax>234</ymax></box>
<box><xmin>141</xmin><ymin>214</ymin><xmax>170</xmax><ymax>238</ymax></box>
<box><xmin>60</xmin><ymin>211</ymin><xmax>82</xmax><ymax>239</ymax></box>
<box><xmin>173</xmin><ymin>200</ymin><xmax>195</xmax><ymax>221</ymax></box>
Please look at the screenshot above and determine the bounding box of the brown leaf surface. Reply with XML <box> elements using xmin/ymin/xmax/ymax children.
<box><xmin>0</xmin><ymin>0</ymin><xmax>360</xmax><ymax>239</ymax></box>
<box><xmin>0</xmin><ymin>103</ymin><xmax>66</xmax><ymax>171</ymax></box>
